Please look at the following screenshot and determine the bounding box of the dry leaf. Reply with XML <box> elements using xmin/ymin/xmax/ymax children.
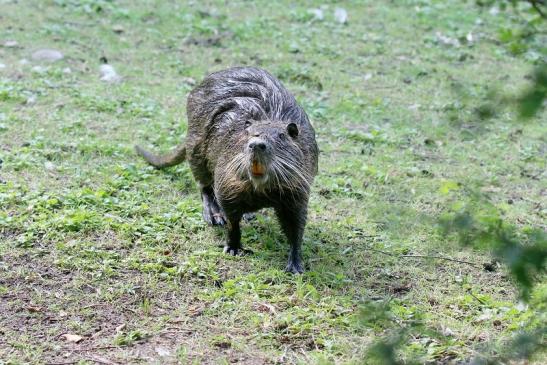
<box><xmin>187</xmin><ymin>304</ymin><xmax>204</xmax><ymax>317</ymax></box>
<box><xmin>26</xmin><ymin>305</ymin><xmax>43</xmax><ymax>313</ymax></box>
<box><xmin>253</xmin><ymin>302</ymin><xmax>277</xmax><ymax>314</ymax></box>
<box><xmin>61</xmin><ymin>333</ymin><xmax>83</xmax><ymax>343</ymax></box>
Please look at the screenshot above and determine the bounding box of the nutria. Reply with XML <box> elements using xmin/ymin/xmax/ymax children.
<box><xmin>135</xmin><ymin>67</ymin><xmax>318</xmax><ymax>273</ymax></box>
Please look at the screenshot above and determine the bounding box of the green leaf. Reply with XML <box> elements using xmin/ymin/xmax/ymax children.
<box><xmin>439</xmin><ymin>181</ymin><xmax>460</xmax><ymax>195</ymax></box>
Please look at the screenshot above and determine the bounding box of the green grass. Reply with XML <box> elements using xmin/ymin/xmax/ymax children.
<box><xmin>0</xmin><ymin>0</ymin><xmax>545</xmax><ymax>364</ymax></box>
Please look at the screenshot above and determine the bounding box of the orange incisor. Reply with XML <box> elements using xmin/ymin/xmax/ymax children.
<box><xmin>251</xmin><ymin>160</ymin><xmax>265</xmax><ymax>176</ymax></box>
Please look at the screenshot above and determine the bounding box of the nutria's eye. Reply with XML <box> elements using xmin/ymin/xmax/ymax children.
<box><xmin>244</xmin><ymin>120</ymin><xmax>252</xmax><ymax>128</ymax></box>
<box><xmin>287</xmin><ymin>122</ymin><xmax>299</xmax><ymax>138</ymax></box>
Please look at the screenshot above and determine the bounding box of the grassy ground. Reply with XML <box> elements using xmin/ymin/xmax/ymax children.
<box><xmin>1</xmin><ymin>0</ymin><xmax>545</xmax><ymax>364</ymax></box>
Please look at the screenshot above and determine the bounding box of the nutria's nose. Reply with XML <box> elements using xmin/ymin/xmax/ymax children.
<box><xmin>249</xmin><ymin>141</ymin><xmax>267</xmax><ymax>151</ymax></box>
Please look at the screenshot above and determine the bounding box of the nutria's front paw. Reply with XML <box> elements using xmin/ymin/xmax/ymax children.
<box><xmin>222</xmin><ymin>246</ymin><xmax>254</xmax><ymax>256</ymax></box>
<box><xmin>285</xmin><ymin>260</ymin><xmax>304</xmax><ymax>274</ymax></box>
<box><xmin>242</xmin><ymin>213</ymin><xmax>256</xmax><ymax>222</ymax></box>
<box><xmin>223</xmin><ymin>246</ymin><xmax>241</xmax><ymax>256</ymax></box>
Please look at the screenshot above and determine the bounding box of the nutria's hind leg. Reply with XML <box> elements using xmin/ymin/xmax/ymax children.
<box><xmin>201</xmin><ymin>186</ymin><xmax>226</xmax><ymax>226</ymax></box>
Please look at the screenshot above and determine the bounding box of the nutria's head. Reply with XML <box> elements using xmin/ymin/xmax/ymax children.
<box><xmin>217</xmin><ymin>120</ymin><xmax>313</xmax><ymax>198</ymax></box>
<box><xmin>244</xmin><ymin>120</ymin><xmax>304</xmax><ymax>188</ymax></box>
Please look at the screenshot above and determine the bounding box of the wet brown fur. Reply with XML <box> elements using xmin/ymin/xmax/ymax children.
<box><xmin>136</xmin><ymin>67</ymin><xmax>318</xmax><ymax>273</ymax></box>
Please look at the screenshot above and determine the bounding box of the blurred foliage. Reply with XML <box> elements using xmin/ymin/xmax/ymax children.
<box><xmin>474</xmin><ymin>62</ymin><xmax>546</xmax><ymax>120</ymax></box>
<box><xmin>474</xmin><ymin>0</ymin><xmax>546</xmax><ymax>120</ymax></box>
<box><xmin>440</xmin><ymin>192</ymin><xmax>546</xmax><ymax>301</ymax></box>
<box><xmin>518</xmin><ymin>62</ymin><xmax>547</xmax><ymax>117</ymax></box>
<box><xmin>360</xmin><ymin>300</ymin><xmax>427</xmax><ymax>365</ymax></box>
<box><xmin>476</xmin><ymin>1</ymin><xmax>546</xmax><ymax>18</ymax></box>
<box><xmin>475</xmin><ymin>0</ymin><xmax>546</xmax><ymax>59</ymax></box>
<box><xmin>469</xmin><ymin>326</ymin><xmax>547</xmax><ymax>364</ymax></box>
<box><xmin>362</xmin><ymin>2</ymin><xmax>546</xmax><ymax>364</ymax></box>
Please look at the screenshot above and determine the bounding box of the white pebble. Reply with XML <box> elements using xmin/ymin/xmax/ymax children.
<box><xmin>334</xmin><ymin>8</ymin><xmax>348</xmax><ymax>24</ymax></box>
<box><xmin>4</xmin><ymin>40</ymin><xmax>18</xmax><ymax>48</ymax></box>
<box><xmin>32</xmin><ymin>49</ymin><xmax>64</xmax><ymax>62</ymax></box>
<box><xmin>100</xmin><ymin>64</ymin><xmax>121</xmax><ymax>83</ymax></box>
<box><xmin>31</xmin><ymin>65</ymin><xmax>47</xmax><ymax>74</ymax></box>
<box><xmin>26</xmin><ymin>95</ymin><xmax>37</xmax><ymax>105</ymax></box>
<box><xmin>44</xmin><ymin>161</ymin><xmax>56</xmax><ymax>171</ymax></box>
<box><xmin>308</xmin><ymin>8</ymin><xmax>324</xmax><ymax>21</ymax></box>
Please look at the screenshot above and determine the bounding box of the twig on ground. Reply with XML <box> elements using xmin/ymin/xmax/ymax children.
<box><xmin>72</xmin><ymin>345</ymin><xmax>121</xmax><ymax>352</ymax></box>
<box><xmin>400</xmin><ymin>254</ymin><xmax>482</xmax><ymax>269</ymax></box>
<box><xmin>81</xmin><ymin>354</ymin><xmax>120</xmax><ymax>365</ymax></box>
<box><xmin>363</xmin><ymin>247</ymin><xmax>482</xmax><ymax>269</ymax></box>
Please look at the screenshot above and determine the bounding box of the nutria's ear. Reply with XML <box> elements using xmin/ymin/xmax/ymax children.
<box><xmin>287</xmin><ymin>123</ymin><xmax>299</xmax><ymax>138</ymax></box>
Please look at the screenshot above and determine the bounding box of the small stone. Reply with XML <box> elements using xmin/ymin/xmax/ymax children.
<box><xmin>62</xmin><ymin>67</ymin><xmax>71</xmax><ymax>74</ymax></box>
<box><xmin>31</xmin><ymin>49</ymin><xmax>64</xmax><ymax>62</ymax></box>
<box><xmin>334</xmin><ymin>8</ymin><xmax>348</xmax><ymax>24</ymax></box>
<box><xmin>0</xmin><ymin>63</ymin><xmax>5</xmax><ymax>69</ymax></box>
<box><xmin>466</xmin><ymin>32</ymin><xmax>474</xmax><ymax>43</ymax></box>
<box><xmin>155</xmin><ymin>346</ymin><xmax>171</xmax><ymax>357</ymax></box>
<box><xmin>436</xmin><ymin>32</ymin><xmax>460</xmax><ymax>47</ymax></box>
<box><xmin>19</xmin><ymin>58</ymin><xmax>29</xmax><ymax>65</ymax></box>
<box><xmin>475</xmin><ymin>310</ymin><xmax>493</xmax><ymax>323</ymax></box>
<box><xmin>112</xmin><ymin>24</ymin><xmax>124</xmax><ymax>34</ymax></box>
<box><xmin>31</xmin><ymin>65</ymin><xmax>47</xmax><ymax>74</ymax></box>
<box><xmin>44</xmin><ymin>161</ymin><xmax>56</xmax><ymax>171</ymax></box>
<box><xmin>288</xmin><ymin>43</ymin><xmax>300</xmax><ymax>53</ymax></box>
<box><xmin>4</xmin><ymin>40</ymin><xmax>18</xmax><ymax>48</ymax></box>
<box><xmin>308</xmin><ymin>8</ymin><xmax>324</xmax><ymax>20</ymax></box>
<box><xmin>26</xmin><ymin>95</ymin><xmax>37</xmax><ymax>105</ymax></box>
<box><xmin>61</xmin><ymin>334</ymin><xmax>83</xmax><ymax>343</ymax></box>
<box><xmin>99</xmin><ymin>64</ymin><xmax>121</xmax><ymax>83</ymax></box>
<box><xmin>181</xmin><ymin>77</ymin><xmax>196</xmax><ymax>86</ymax></box>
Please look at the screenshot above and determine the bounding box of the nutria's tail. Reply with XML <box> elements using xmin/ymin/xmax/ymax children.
<box><xmin>135</xmin><ymin>144</ymin><xmax>187</xmax><ymax>169</ymax></box>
